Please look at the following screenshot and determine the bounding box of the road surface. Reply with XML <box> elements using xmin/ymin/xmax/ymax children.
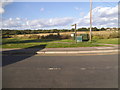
<box><xmin>2</xmin><ymin>54</ymin><xmax>118</xmax><ymax>88</ymax></box>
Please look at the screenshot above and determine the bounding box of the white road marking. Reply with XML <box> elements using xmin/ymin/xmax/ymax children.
<box><xmin>48</xmin><ymin>67</ymin><xmax>61</xmax><ymax>70</ymax></box>
<box><xmin>80</xmin><ymin>68</ymin><xmax>86</xmax><ymax>70</ymax></box>
<box><xmin>37</xmin><ymin>50</ymin><xmax>119</xmax><ymax>54</ymax></box>
<box><xmin>96</xmin><ymin>47</ymin><xmax>115</xmax><ymax>49</ymax></box>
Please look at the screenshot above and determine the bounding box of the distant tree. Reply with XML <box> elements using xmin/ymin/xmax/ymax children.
<box><xmin>71</xmin><ymin>28</ymin><xmax>75</xmax><ymax>32</ymax></box>
<box><xmin>92</xmin><ymin>27</ymin><xmax>98</xmax><ymax>31</ymax></box>
<box><xmin>78</xmin><ymin>27</ymin><xmax>88</xmax><ymax>31</ymax></box>
<box><xmin>52</xmin><ymin>29</ymin><xmax>58</xmax><ymax>33</ymax></box>
<box><xmin>101</xmin><ymin>27</ymin><xmax>106</xmax><ymax>31</ymax></box>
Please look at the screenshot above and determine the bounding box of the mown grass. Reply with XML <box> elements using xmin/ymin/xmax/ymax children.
<box><xmin>46</xmin><ymin>42</ymin><xmax>104</xmax><ymax>48</ymax></box>
<box><xmin>2</xmin><ymin>38</ymin><xmax>112</xmax><ymax>48</ymax></box>
<box><xmin>93</xmin><ymin>38</ymin><xmax>119</xmax><ymax>44</ymax></box>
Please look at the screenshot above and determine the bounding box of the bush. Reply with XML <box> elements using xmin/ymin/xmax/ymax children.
<box><xmin>28</xmin><ymin>35</ymin><xmax>41</xmax><ymax>39</ymax></box>
<box><xmin>41</xmin><ymin>34</ymin><xmax>71</xmax><ymax>39</ymax></box>
<box><xmin>41</xmin><ymin>35</ymin><xmax>45</xmax><ymax>39</ymax></box>
<box><xmin>10</xmin><ymin>34</ymin><xmax>72</xmax><ymax>40</ymax></box>
<box><xmin>60</xmin><ymin>35</ymin><xmax>71</xmax><ymax>39</ymax></box>
<box><xmin>2</xmin><ymin>35</ymin><xmax>12</xmax><ymax>38</ymax></box>
<box><xmin>41</xmin><ymin>34</ymin><xmax>61</xmax><ymax>39</ymax></box>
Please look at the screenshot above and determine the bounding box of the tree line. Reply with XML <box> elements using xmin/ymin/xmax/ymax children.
<box><xmin>1</xmin><ymin>27</ymin><xmax>117</xmax><ymax>35</ymax></box>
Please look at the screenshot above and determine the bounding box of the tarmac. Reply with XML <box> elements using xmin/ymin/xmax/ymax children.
<box><xmin>1</xmin><ymin>44</ymin><xmax>119</xmax><ymax>55</ymax></box>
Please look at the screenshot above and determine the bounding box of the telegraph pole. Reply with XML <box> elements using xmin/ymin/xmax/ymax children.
<box><xmin>89</xmin><ymin>0</ymin><xmax>92</xmax><ymax>42</ymax></box>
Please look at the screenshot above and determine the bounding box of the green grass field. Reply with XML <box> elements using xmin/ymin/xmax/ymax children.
<box><xmin>93</xmin><ymin>38</ymin><xmax>119</xmax><ymax>44</ymax></box>
<box><xmin>2</xmin><ymin>38</ymin><xmax>119</xmax><ymax>48</ymax></box>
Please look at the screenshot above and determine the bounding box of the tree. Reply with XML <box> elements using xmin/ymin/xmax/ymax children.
<box><xmin>101</xmin><ymin>27</ymin><xmax>106</xmax><ymax>31</ymax></box>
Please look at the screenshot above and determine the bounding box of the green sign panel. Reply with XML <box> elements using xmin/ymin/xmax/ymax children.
<box><xmin>76</xmin><ymin>36</ymin><xmax>82</xmax><ymax>42</ymax></box>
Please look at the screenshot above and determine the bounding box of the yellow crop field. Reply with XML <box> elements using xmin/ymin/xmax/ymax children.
<box><xmin>11</xmin><ymin>31</ymin><xmax>118</xmax><ymax>38</ymax></box>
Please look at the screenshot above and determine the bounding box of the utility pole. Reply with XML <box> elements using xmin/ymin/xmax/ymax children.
<box><xmin>89</xmin><ymin>0</ymin><xmax>92</xmax><ymax>42</ymax></box>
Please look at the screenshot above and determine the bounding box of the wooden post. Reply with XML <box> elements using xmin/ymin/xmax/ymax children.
<box><xmin>75</xmin><ymin>24</ymin><xmax>77</xmax><ymax>43</ymax></box>
<box><xmin>89</xmin><ymin>0</ymin><xmax>92</xmax><ymax>42</ymax></box>
<box><xmin>71</xmin><ymin>24</ymin><xmax>77</xmax><ymax>43</ymax></box>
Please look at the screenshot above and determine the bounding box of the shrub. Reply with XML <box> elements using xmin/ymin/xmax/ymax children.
<box><xmin>60</xmin><ymin>35</ymin><xmax>71</xmax><ymax>39</ymax></box>
<box><xmin>2</xmin><ymin>35</ymin><xmax>12</xmax><ymax>38</ymax></box>
<box><xmin>41</xmin><ymin>35</ymin><xmax>45</xmax><ymax>39</ymax></box>
<box><xmin>41</xmin><ymin>34</ymin><xmax>71</xmax><ymax>39</ymax></box>
<box><xmin>41</xmin><ymin>34</ymin><xmax>61</xmax><ymax>39</ymax></box>
<box><xmin>28</xmin><ymin>35</ymin><xmax>41</xmax><ymax>39</ymax></box>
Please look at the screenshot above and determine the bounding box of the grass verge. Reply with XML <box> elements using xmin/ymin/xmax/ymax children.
<box><xmin>93</xmin><ymin>38</ymin><xmax>119</xmax><ymax>44</ymax></box>
<box><xmin>2</xmin><ymin>38</ymin><xmax>118</xmax><ymax>48</ymax></box>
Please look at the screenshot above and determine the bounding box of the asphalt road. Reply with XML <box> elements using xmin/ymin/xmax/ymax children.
<box><xmin>2</xmin><ymin>54</ymin><xmax>118</xmax><ymax>88</ymax></box>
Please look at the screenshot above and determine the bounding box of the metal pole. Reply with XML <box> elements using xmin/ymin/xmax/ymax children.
<box><xmin>89</xmin><ymin>0</ymin><xmax>92</xmax><ymax>42</ymax></box>
<box><xmin>75</xmin><ymin>24</ymin><xmax>77</xmax><ymax>43</ymax></box>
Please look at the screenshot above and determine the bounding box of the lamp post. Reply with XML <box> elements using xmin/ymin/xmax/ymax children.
<box><xmin>89</xmin><ymin>0</ymin><xmax>92</xmax><ymax>42</ymax></box>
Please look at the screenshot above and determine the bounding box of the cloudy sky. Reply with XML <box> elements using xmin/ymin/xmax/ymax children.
<box><xmin>1</xmin><ymin>1</ymin><xmax>118</xmax><ymax>30</ymax></box>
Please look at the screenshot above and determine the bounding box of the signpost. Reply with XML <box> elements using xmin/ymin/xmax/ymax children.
<box><xmin>71</xmin><ymin>24</ymin><xmax>77</xmax><ymax>43</ymax></box>
<box><xmin>71</xmin><ymin>0</ymin><xmax>92</xmax><ymax>42</ymax></box>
